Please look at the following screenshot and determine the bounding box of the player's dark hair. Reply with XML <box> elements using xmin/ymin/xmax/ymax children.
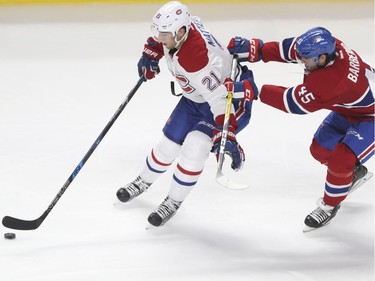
<box><xmin>319</xmin><ymin>51</ymin><xmax>337</xmax><ymax>68</ymax></box>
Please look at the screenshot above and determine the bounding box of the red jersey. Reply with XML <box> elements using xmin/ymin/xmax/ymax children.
<box><xmin>259</xmin><ymin>38</ymin><xmax>375</xmax><ymax>122</ymax></box>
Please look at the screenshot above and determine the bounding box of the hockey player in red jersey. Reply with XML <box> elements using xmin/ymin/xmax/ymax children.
<box><xmin>116</xmin><ymin>1</ymin><xmax>257</xmax><ymax>227</ymax></box>
<box><xmin>226</xmin><ymin>27</ymin><xmax>374</xmax><ymax>231</ymax></box>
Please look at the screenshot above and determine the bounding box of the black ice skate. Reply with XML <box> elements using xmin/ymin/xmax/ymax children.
<box><xmin>304</xmin><ymin>200</ymin><xmax>341</xmax><ymax>232</ymax></box>
<box><xmin>116</xmin><ymin>176</ymin><xmax>151</xmax><ymax>203</ymax></box>
<box><xmin>348</xmin><ymin>164</ymin><xmax>368</xmax><ymax>194</ymax></box>
<box><xmin>148</xmin><ymin>196</ymin><xmax>182</xmax><ymax>227</ymax></box>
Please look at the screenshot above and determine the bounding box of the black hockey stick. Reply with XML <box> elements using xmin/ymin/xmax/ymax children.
<box><xmin>2</xmin><ymin>77</ymin><xmax>145</xmax><ymax>230</ymax></box>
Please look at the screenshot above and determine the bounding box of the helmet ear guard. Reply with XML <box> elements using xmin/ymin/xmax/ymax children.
<box><xmin>151</xmin><ymin>1</ymin><xmax>191</xmax><ymax>47</ymax></box>
<box><xmin>296</xmin><ymin>27</ymin><xmax>336</xmax><ymax>63</ymax></box>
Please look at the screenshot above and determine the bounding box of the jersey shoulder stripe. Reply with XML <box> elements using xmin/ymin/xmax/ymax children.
<box><xmin>177</xmin><ymin>23</ymin><xmax>209</xmax><ymax>73</ymax></box>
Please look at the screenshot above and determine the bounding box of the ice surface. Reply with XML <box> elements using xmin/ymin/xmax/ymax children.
<box><xmin>0</xmin><ymin>2</ymin><xmax>373</xmax><ymax>281</ymax></box>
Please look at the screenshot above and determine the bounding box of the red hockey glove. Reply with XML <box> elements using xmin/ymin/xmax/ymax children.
<box><xmin>137</xmin><ymin>37</ymin><xmax>164</xmax><ymax>80</ymax></box>
<box><xmin>212</xmin><ymin>114</ymin><xmax>245</xmax><ymax>171</ymax></box>
<box><xmin>227</xmin><ymin>37</ymin><xmax>263</xmax><ymax>62</ymax></box>
<box><xmin>224</xmin><ymin>67</ymin><xmax>259</xmax><ymax>101</ymax></box>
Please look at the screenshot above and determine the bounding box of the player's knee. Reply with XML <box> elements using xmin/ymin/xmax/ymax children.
<box><xmin>310</xmin><ymin>139</ymin><xmax>332</xmax><ymax>165</ymax></box>
<box><xmin>153</xmin><ymin>135</ymin><xmax>182</xmax><ymax>164</ymax></box>
<box><xmin>181</xmin><ymin>131</ymin><xmax>212</xmax><ymax>170</ymax></box>
<box><xmin>328</xmin><ymin>143</ymin><xmax>357</xmax><ymax>174</ymax></box>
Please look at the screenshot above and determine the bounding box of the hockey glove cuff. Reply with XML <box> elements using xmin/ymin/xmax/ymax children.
<box><xmin>224</xmin><ymin>70</ymin><xmax>259</xmax><ymax>101</ymax></box>
<box><xmin>212</xmin><ymin>137</ymin><xmax>245</xmax><ymax>172</ymax></box>
<box><xmin>212</xmin><ymin>115</ymin><xmax>245</xmax><ymax>171</ymax></box>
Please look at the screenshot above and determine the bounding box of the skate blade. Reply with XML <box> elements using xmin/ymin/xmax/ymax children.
<box><xmin>349</xmin><ymin>172</ymin><xmax>373</xmax><ymax>194</ymax></box>
<box><xmin>145</xmin><ymin>223</ymin><xmax>154</xmax><ymax>230</ymax></box>
<box><xmin>303</xmin><ymin>225</ymin><xmax>317</xmax><ymax>233</ymax></box>
<box><xmin>303</xmin><ymin>220</ymin><xmax>334</xmax><ymax>233</ymax></box>
<box><xmin>145</xmin><ymin>222</ymin><xmax>161</xmax><ymax>230</ymax></box>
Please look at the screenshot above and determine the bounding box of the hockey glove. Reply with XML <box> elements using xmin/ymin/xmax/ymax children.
<box><xmin>224</xmin><ymin>67</ymin><xmax>259</xmax><ymax>101</ymax></box>
<box><xmin>137</xmin><ymin>37</ymin><xmax>163</xmax><ymax>80</ymax></box>
<box><xmin>227</xmin><ymin>37</ymin><xmax>263</xmax><ymax>62</ymax></box>
<box><xmin>212</xmin><ymin>114</ymin><xmax>245</xmax><ymax>171</ymax></box>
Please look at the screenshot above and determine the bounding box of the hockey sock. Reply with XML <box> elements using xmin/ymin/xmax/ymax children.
<box><xmin>323</xmin><ymin>143</ymin><xmax>357</xmax><ymax>206</ymax></box>
<box><xmin>168</xmin><ymin>131</ymin><xmax>211</xmax><ymax>202</ymax></box>
<box><xmin>140</xmin><ymin>135</ymin><xmax>181</xmax><ymax>183</ymax></box>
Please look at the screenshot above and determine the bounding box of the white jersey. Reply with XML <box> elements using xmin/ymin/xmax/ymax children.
<box><xmin>163</xmin><ymin>17</ymin><xmax>233</xmax><ymax>120</ymax></box>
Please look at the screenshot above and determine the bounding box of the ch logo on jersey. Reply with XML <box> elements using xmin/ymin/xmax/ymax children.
<box><xmin>176</xmin><ymin>75</ymin><xmax>195</xmax><ymax>94</ymax></box>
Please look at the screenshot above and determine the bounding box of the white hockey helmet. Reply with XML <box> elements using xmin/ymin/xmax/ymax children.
<box><xmin>151</xmin><ymin>1</ymin><xmax>191</xmax><ymax>47</ymax></box>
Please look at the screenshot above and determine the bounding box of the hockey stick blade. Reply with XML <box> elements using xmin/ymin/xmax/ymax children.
<box><xmin>216</xmin><ymin>172</ymin><xmax>248</xmax><ymax>190</ymax></box>
<box><xmin>2</xmin><ymin>212</ymin><xmax>46</xmax><ymax>230</ymax></box>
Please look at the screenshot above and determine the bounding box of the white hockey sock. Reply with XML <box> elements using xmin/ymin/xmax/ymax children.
<box><xmin>168</xmin><ymin>131</ymin><xmax>212</xmax><ymax>202</ymax></box>
<box><xmin>140</xmin><ymin>135</ymin><xmax>181</xmax><ymax>184</ymax></box>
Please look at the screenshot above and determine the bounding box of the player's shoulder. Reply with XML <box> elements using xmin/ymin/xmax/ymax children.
<box><xmin>177</xmin><ymin>26</ymin><xmax>209</xmax><ymax>73</ymax></box>
<box><xmin>304</xmin><ymin>63</ymin><xmax>347</xmax><ymax>100</ymax></box>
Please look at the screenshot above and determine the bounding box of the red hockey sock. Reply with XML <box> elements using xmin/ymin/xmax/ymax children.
<box><xmin>323</xmin><ymin>143</ymin><xmax>357</xmax><ymax>206</ymax></box>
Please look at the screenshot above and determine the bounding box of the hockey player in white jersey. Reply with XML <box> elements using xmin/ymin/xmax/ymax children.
<box><xmin>116</xmin><ymin>1</ymin><xmax>258</xmax><ymax>226</ymax></box>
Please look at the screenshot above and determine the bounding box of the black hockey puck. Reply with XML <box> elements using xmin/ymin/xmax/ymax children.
<box><xmin>4</xmin><ymin>233</ymin><xmax>16</xmax><ymax>240</ymax></box>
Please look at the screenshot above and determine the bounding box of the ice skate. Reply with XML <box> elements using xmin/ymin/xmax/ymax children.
<box><xmin>303</xmin><ymin>199</ymin><xmax>341</xmax><ymax>232</ymax></box>
<box><xmin>348</xmin><ymin>164</ymin><xmax>369</xmax><ymax>194</ymax></box>
<box><xmin>148</xmin><ymin>196</ymin><xmax>182</xmax><ymax>227</ymax></box>
<box><xmin>116</xmin><ymin>176</ymin><xmax>151</xmax><ymax>203</ymax></box>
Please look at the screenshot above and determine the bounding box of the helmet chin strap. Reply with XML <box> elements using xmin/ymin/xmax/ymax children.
<box><xmin>174</xmin><ymin>30</ymin><xmax>189</xmax><ymax>49</ymax></box>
